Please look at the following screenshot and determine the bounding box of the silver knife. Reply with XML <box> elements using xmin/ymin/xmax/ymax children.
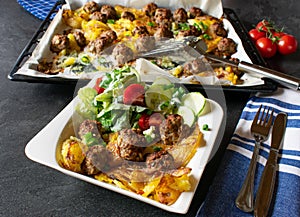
<box><xmin>191</xmin><ymin>39</ymin><xmax>300</xmax><ymax>90</ymax></box>
<box><xmin>204</xmin><ymin>54</ymin><xmax>300</xmax><ymax>91</ymax></box>
<box><xmin>254</xmin><ymin>112</ymin><xmax>288</xmax><ymax>217</ymax></box>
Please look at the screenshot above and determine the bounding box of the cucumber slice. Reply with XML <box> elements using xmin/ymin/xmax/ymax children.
<box><xmin>181</xmin><ymin>92</ymin><xmax>206</xmax><ymax>116</ymax></box>
<box><xmin>177</xmin><ymin>106</ymin><xmax>195</xmax><ymax>127</ymax></box>
<box><xmin>152</xmin><ymin>77</ymin><xmax>172</xmax><ymax>86</ymax></box>
<box><xmin>145</xmin><ymin>85</ymin><xmax>173</xmax><ymax>111</ymax></box>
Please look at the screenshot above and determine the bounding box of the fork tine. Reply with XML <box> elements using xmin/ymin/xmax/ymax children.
<box><xmin>253</xmin><ymin>105</ymin><xmax>262</xmax><ymax>124</ymax></box>
<box><xmin>261</xmin><ymin>106</ymin><xmax>270</xmax><ymax>125</ymax></box>
<box><xmin>266</xmin><ymin>108</ymin><xmax>274</xmax><ymax>127</ymax></box>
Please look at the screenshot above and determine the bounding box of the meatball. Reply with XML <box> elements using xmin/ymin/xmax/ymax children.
<box><xmin>209</xmin><ymin>21</ymin><xmax>227</xmax><ymax>37</ymax></box>
<box><xmin>100</xmin><ymin>5</ymin><xmax>118</xmax><ymax>20</ymax></box>
<box><xmin>154</xmin><ymin>8</ymin><xmax>173</xmax><ymax>25</ymax></box>
<box><xmin>183</xmin><ymin>58</ymin><xmax>209</xmax><ymax>76</ymax></box>
<box><xmin>100</xmin><ymin>30</ymin><xmax>117</xmax><ymax>44</ymax></box>
<box><xmin>217</xmin><ymin>38</ymin><xmax>237</xmax><ymax>57</ymax></box>
<box><xmin>73</xmin><ymin>31</ymin><xmax>86</xmax><ymax>48</ymax></box>
<box><xmin>189</xmin><ymin>7</ymin><xmax>203</xmax><ymax>18</ymax></box>
<box><xmin>112</xmin><ymin>43</ymin><xmax>135</xmax><ymax>66</ymax></box>
<box><xmin>89</xmin><ymin>11</ymin><xmax>107</xmax><ymax>23</ymax></box>
<box><xmin>132</xmin><ymin>25</ymin><xmax>149</xmax><ymax>36</ymax></box>
<box><xmin>82</xmin><ymin>145</ymin><xmax>109</xmax><ymax>175</ymax></box>
<box><xmin>159</xmin><ymin>114</ymin><xmax>183</xmax><ymax>146</ymax></box>
<box><xmin>87</xmin><ymin>30</ymin><xmax>117</xmax><ymax>54</ymax></box>
<box><xmin>135</xmin><ymin>36</ymin><xmax>156</xmax><ymax>52</ymax></box>
<box><xmin>50</xmin><ymin>34</ymin><xmax>69</xmax><ymax>53</ymax></box>
<box><xmin>173</xmin><ymin>8</ymin><xmax>188</xmax><ymax>23</ymax></box>
<box><xmin>142</xmin><ymin>2</ymin><xmax>158</xmax><ymax>17</ymax></box>
<box><xmin>83</xmin><ymin>1</ymin><xmax>100</xmax><ymax>14</ymax></box>
<box><xmin>115</xmin><ymin>129</ymin><xmax>146</xmax><ymax>161</ymax></box>
<box><xmin>146</xmin><ymin>150</ymin><xmax>175</xmax><ymax>172</ymax></box>
<box><xmin>78</xmin><ymin>119</ymin><xmax>102</xmax><ymax>140</ymax></box>
<box><xmin>121</xmin><ymin>11</ymin><xmax>135</xmax><ymax>21</ymax></box>
<box><xmin>176</xmin><ymin>25</ymin><xmax>202</xmax><ymax>38</ymax></box>
<box><xmin>87</xmin><ymin>37</ymin><xmax>108</xmax><ymax>54</ymax></box>
<box><xmin>154</xmin><ymin>26</ymin><xmax>173</xmax><ymax>39</ymax></box>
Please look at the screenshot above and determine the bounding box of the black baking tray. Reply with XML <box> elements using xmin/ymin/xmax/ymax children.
<box><xmin>8</xmin><ymin>1</ymin><xmax>277</xmax><ymax>93</ymax></box>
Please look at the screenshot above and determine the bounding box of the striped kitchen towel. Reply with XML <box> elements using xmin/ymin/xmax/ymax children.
<box><xmin>197</xmin><ymin>87</ymin><xmax>300</xmax><ymax>217</ymax></box>
<box><xmin>17</xmin><ymin>0</ymin><xmax>58</xmax><ymax>20</ymax></box>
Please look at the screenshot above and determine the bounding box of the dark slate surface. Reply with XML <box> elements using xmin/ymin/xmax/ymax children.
<box><xmin>1</xmin><ymin>0</ymin><xmax>299</xmax><ymax>216</ymax></box>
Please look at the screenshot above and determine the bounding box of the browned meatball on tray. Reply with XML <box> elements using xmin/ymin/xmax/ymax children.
<box><xmin>100</xmin><ymin>5</ymin><xmax>118</xmax><ymax>20</ymax></box>
<box><xmin>142</xmin><ymin>2</ymin><xmax>158</xmax><ymax>17</ymax></box>
<box><xmin>154</xmin><ymin>26</ymin><xmax>173</xmax><ymax>39</ymax></box>
<box><xmin>73</xmin><ymin>31</ymin><xmax>86</xmax><ymax>48</ymax></box>
<box><xmin>176</xmin><ymin>25</ymin><xmax>202</xmax><ymax>38</ymax></box>
<box><xmin>50</xmin><ymin>34</ymin><xmax>69</xmax><ymax>53</ymax></box>
<box><xmin>159</xmin><ymin>114</ymin><xmax>183</xmax><ymax>146</ymax></box>
<box><xmin>100</xmin><ymin>30</ymin><xmax>117</xmax><ymax>44</ymax></box>
<box><xmin>89</xmin><ymin>11</ymin><xmax>107</xmax><ymax>23</ymax></box>
<box><xmin>173</xmin><ymin>8</ymin><xmax>188</xmax><ymax>23</ymax></box>
<box><xmin>135</xmin><ymin>36</ymin><xmax>156</xmax><ymax>52</ymax></box>
<box><xmin>121</xmin><ymin>11</ymin><xmax>135</xmax><ymax>21</ymax></box>
<box><xmin>209</xmin><ymin>21</ymin><xmax>228</xmax><ymax>37</ymax></box>
<box><xmin>83</xmin><ymin>1</ymin><xmax>100</xmax><ymax>14</ymax></box>
<box><xmin>112</xmin><ymin>43</ymin><xmax>135</xmax><ymax>66</ymax></box>
<box><xmin>154</xmin><ymin>8</ymin><xmax>173</xmax><ymax>25</ymax></box>
<box><xmin>189</xmin><ymin>6</ymin><xmax>203</xmax><ymax>18</ymax></box>
<box><xmin>183</xmin><ymin>58</ymin><xmax>209</xmax><ymax>76</ymax></box>
<box><xmin>217</xmin><ymin>38</ymin><xmax>237</xmax><ymax>57</ymax></box>
<box><xmin>132</xmin><ymin>25</ymin><xmax>149</xmax><ymax>36</ymax></box>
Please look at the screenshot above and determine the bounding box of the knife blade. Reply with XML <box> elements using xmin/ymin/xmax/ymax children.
<box><xmin>254</xmin><ymin>112</ymin><xmax>288</xmax><ymax>217</ymax></box>
<box><xmin>204</xmin><ymin>54</ymin><xmax>300</xmax><ymax>91</ymax></box>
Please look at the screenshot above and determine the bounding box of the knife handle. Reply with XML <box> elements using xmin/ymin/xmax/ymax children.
<box><xmin>254</xmin><ymin>149</ymin><xmax>279</xmax><ymax>217</ymax></box>
<box><xmin>239</xmin><ymin>61</ymin><xmax>300</xmax><ymax>91</ymax></box>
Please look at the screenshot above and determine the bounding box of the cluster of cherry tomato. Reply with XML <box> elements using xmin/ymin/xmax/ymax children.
<box><xmin>249</xmin><ymin>19</ymin><xmax>298</xmax><ymax>58</ymax></box>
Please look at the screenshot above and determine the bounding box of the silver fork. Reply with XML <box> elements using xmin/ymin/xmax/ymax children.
<box><xmin>235</xmin><ymin>105</ymin><xmax>274</xmax><ymax>212</ymax></box>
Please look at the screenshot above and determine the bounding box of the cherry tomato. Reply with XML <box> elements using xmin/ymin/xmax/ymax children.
<box><xmin>277</xmin><ymin>34</ymin><xmax>298</xmax><ymax>55</ymax></box>
<box><xmin>138</xmin><ymin>114</ymin><xmax>150</xmax><ymax>131</ymax></box>
<box><xmin>249</xmin><ymin>28</ymin><xmax>266</xmax><ymax>41</ymax></box>
<box><xmin>256</xmin><ymin>20</ymin><xmax>272</xmax><ymax>32</ymax></box>
<box><xmin>255</xmin><ymin>37</ymin><xmax>277</xmax><ymax>58</ymax></box>
<box><xmin>123</xmin><ymin>84</ymin><xmax>145</xmax><ymax>106</ymax></box>
<box><xmin>93</xmin><ymin>77</ymin><xmax>105</xmax><ymax>94</ymax></box>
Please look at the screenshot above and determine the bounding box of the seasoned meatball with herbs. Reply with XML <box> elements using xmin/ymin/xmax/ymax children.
<box><xmin>89</xmin><ymin>11</ymin><xmax>107</xmax><ymax>23</ymax></box>
<box><xmin>217</xmin><ymin>38</ymin><xmax>237</xmax><ymax>57</ymax></box>
<box><xmin>173</xmin><ymin>8</ymin><xmax>188</xmax><ymax>23</ymax></box>
<box><xmin>154</xmin><ymin>26</ymin><xmax>173</xmax><ymax>39</ymax></box>
<box><xmin>135</xmin><ymin>36</ymin><xmax>156</xmax><ymax>52</ymax></box>
<box><xmin>100</xmin><ymin>5</ymin><xmax>118</xmax><ymax>20</ymax></box>
<box><xmin>115</xmin><ymin>129</ymin><xmax>146</xmax><ymax>161</ymax></box>
<box><xmin>142</xmin><ymin>2</ymin><xmax>158</xmax><ymax>17</ymax></box>
<box><xmin>112</xmin><ymin>43</ymin><xmax>135</xmax><ymax>66</ymax></box>
<box><xmin>189</xmin><ymin>7</ymin><xmax>202</xmax><ymax>18</ymax></box>
<box><xmin>82</xmin><ymin>145</ymin><xmax>110</xmax><ymax>175</ymax></box>
<box><xmin>154</xmin><ymin>8</ymin><xmax>173</xmax><ymax>25</ymax></box>
<box><xmin>146</xmin><ymin>150</ymin><xmax>175</xmax><ymax>172</ymax></box>
<box><xmin>209</xmin><ymin>21</ymin><xmax>227</xmax><ymax>37</ymax></box>
<box><xmin>50</xmin><ymin>34</ymin><xmax>69</xmax><ymax>53</ymax></box>
<box><xmin>159</xmin><ymin>114</ymin><xmax>183</xmax><ymax>146</ymax></box>
<box><xmin>83</xmin><ymin>1</ymin><xmax>100</xmax><ymax>14</ymax></box>
<box><xmin>73</xmin><ymin>31</ymin><xmax>86</xmax><ymax>48</ymax></box>
<box><xmin>121</xmin><ymin>11</ymin><xmax>135</xmax><ymax>21</ymax></box>
<box><xmin>132</xmin><ymin>25</ymin><xmax>149</xmax><ymax>36</ymax></box>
